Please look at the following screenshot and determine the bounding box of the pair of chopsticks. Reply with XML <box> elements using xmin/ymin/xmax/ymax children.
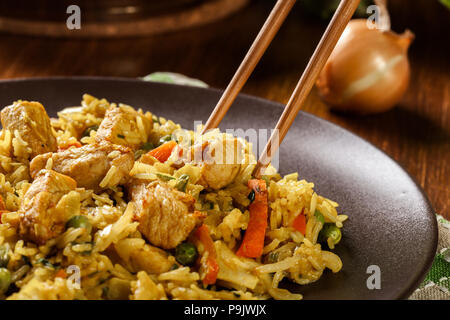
<box><xmin>202</xmin><ymin>0</ymin><xmax>360</xmax><ymax>178</ymax></box>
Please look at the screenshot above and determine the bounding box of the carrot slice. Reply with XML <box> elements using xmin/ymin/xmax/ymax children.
<box><xmin>292</xmin><ymin>209</ymin><xmax>306</xmax><ymax>235</ymax></box>
<box><xmin>55</xmin><ymin>269</ymin><xmax>68</xmax><ymax>279</ymax></box>
<box><xmin>194</xmin><ymin>224</ymin><xmax>219</xmax><ymax>285</ymax></box>
<box><xmin>0</xmin><ymin>195</ymin><xmax>5</xmax><ymax>211</ymax></box>
<box><xmin>236</xmin><ymin>179</ymin><xmax>268</xmax><ymax>258</ymax></box>
<box><xmin>147</xmin><ymin>140</ymin><xmax>177</xmax><ymax>163</ymax></box>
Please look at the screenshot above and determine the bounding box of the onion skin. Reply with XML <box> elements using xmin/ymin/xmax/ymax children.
<box><xmin>316</xmin><ymin>19</ymin><xmax>414</xmax><ymax>115</ymax></box>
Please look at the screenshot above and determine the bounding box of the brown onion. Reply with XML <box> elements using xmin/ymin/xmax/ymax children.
<box><xmin>316</xmin><ymin>19</ymin><xmax>414</xmax><ymax>115</ymax></box>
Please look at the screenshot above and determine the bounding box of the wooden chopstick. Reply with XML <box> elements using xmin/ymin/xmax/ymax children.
<box><xmin>201</xmin><ymin>0</ymin><xmax>296</xmax><ymax>134</ymax></box>
<box><xmin>253</xmin><ymin>0</ymin><xmax>361</xmax><ymax>178</ymax></box>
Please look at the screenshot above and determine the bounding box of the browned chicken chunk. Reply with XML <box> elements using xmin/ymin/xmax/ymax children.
<box><xmin>129</xmin><ymin>181</ymin><xmax>205</xmax><ymax>249</ymax></box>
<box><xmin>1</xmin><ymin>101</ymin><xmax>57</xmax><ymax>159</ymax></box>
<box><xmin>29</xmin><ymin>142</ymin><xmax>134</xmax><ymax>191</ymax></box>
<box><xmin>19</xmin><ymin>169</ymin><xmax>77</xmax><ymax>244</ymax></box>
<box><xmin>95</xmin><ymin>104</ymin><xmax>152</xmax><ymax>150</ymax></box>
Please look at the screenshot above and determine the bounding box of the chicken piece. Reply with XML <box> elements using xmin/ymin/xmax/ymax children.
<box><xmin>19</xmin><ymin>169</ymin><xmax>77</xmax><ymax>244</ymax></box>
<box><xmin>29</xmin><ymin>142</ymin><xmax>134</xmax><ymax>191</ymax></box>
<box><xmin>114</xmin><ymin>238</ymin><xmax>173</xmax><ymax>274</ymax></box>
<box><xmin>194</xmin><ymin>135</ymin><xmax>245</xmax><ymax>190</ymax></box>
<box><xmin>1</xmin><ymin>100</ymin><xmax>57</xmax><ymax>159</ymax></box>
<box><xmin>95</xmin><ymin>104</ymin><xmax>152</xmax><ymax>150</ymax></box>
<box><xmin>129</xmin><ymin>181</ymin><xmax>205</xmax><ymax>249</ymax></box>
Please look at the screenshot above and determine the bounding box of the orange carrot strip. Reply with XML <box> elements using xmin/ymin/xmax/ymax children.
<box><xmin>236</xmin><ymin>179</ymin><xmax>268</xmax><ymax>258</ymax></box>
<box><xmin>55</xmin><ymin>269</ymin><xmax>67</xmax><ymax>279</ymax></box>
<box><xmin>147</xmin><ymin>140</ymin><xmax>177</xmax><ymax>163</ymax></box>
<box><xmin>0</xmin><ymin>195</ymin><xmax>5</xmax><ymax>211</ymax></box>
<box><xmin>292</xmin><ymin>209</ymin><xmax>306</xmax><ymax>235</ymax></box>
<box><xmin>194</xmin><ymin>224</ymin><xmax>219</xmax><ymax>285</ymax></box>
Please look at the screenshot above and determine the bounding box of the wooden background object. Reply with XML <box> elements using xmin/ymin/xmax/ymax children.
<box><xmin>0</xmin><ymin>0</ymin><xmax>448</xmax><ymax>219</ymax></box>
<box><xmin>0</xmin><ymin>0</ymin><xmax>250</xmax><ymax>38</ymax></box>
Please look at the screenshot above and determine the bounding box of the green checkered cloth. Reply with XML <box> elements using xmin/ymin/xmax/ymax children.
<box><xmin>409</xmin><ymin>216</ymin><xmax>450</xmax><ymax>300</ymax></box>
<box><xmin>142</xmin><ymin>72</ymin><xmax>450</xmax><ymax>300</ymax></box>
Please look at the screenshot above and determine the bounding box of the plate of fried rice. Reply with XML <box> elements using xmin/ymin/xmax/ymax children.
<box><xmin>0</xmin><ymin>77</ymin><xmax>437</xmax><ymax>300</ymax></box>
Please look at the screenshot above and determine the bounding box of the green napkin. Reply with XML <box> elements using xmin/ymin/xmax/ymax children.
<box><xmin>142</xmin><ymin>72</ymin><xmax>450</xmax><ymax>300</ymax></box>
<box><xmin>409</xmin><ymin>216</ymin><xmax>450</xmax><ymax>300</ymax></box>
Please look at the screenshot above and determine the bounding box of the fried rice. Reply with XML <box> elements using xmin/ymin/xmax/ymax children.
<box><xmin>0</xmin><ymin>94</ymin><xmax>347</xmax><ymax>300</ymax></box>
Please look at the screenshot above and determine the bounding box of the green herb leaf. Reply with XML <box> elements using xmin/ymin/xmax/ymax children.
<box><xmin>314</xmin><ymin>210</ymin><xmax>325</xmax><ymax>223</ymax></box>
<box><xmin>247</xmin><ymin>190</ymin><xmax>255</xmax><ymax>203</ymax></box>
<box><xmin>36</xmin><ymin>258</ymin><xmax>54</xmax><ymax>268</ymax></box>
<box><xmin>156</xmin><ymin>173</ymin><xmax>175</xmax><ymax>181</ymax></box>
<box><xmin>82</xmin><ymin>125</ymin><xmax>99</xmax><ymax>138</ymax></box>
<box><xmin>175</xmin><ymin>174</ymin><xmax>190</xmax><ymax>192</ymax></box>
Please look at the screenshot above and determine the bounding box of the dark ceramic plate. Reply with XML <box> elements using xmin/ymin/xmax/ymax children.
<box><xmin>0</xmin><ymin>77</ymin><xmax>437</xmax><ymax>300</ymax></box>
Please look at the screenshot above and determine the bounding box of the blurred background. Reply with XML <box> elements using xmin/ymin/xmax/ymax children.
<box><xmin>0</xmin><ymin>0</ymin><xmax>448</xmax><ymax>218</ymax></box>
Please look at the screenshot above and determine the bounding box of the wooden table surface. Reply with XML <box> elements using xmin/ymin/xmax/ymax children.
<box><xmin>0</xmin><ymin>1</ymin><xmax>448</xmax><ymax>219</ymax></box>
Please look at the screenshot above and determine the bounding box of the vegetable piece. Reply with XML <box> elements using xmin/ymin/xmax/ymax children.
<box><xmin>194</xmin><ymin>225</ymin><xmax>219</xmax><ymax>285</ymax></box>
<box><xmin>66</xmin><ymin>215</ymin><xmax>92</xmax><ymax>234</ymax></box>
<box><xmin>292</xmin><ymin>210</ymin><xmax>306</xmax><ymax>235</ymax></box>
<box><xmin>82</xmin><ymin>125</ymin><xmax>99</xmax><ymax>138</ymax></box>
<box><xmin>175</xmin><ymin>174</ymin><xmax>190</xmax><ymax>192</ymax></box>
<box><xmin>314</xmin><ymin>210</ymin><xmax>325</xmax><ymax>223</ymax></box>
<box><xmin>135</xmin><ymin>142</ymin><xmax>155</xmax><ymax>160</ymax></box>
<box><xmin>319</xmin><ymin>224</ymin><xmax>342</xmax><ymax>246</ymax></box>
<box><xmin>247</xmin><ymin>190</ymin><xmax>255</xmax><ymax>203</ymax></box>
<box><xmin>156</xmin><ymin>173</ymin><xmax>175</xmax><ymax>182</ymax></box>
<box><xmin>267</xmin><ymin>252</ymin><xmax>279</xmax><ymax>263</ymax></box>
<box><xmin>147</xmin><ymin>140</ymin><xmax>177</xmax><ymax>163</ymax></box>
<box><xmin>140</xmin><ymin>142</ymin><xmax>154</xmax><ymax>151</ymax></box>
<box><xmin>261</xmin><ymin>175</ymin><xmax>270</xmax><ymax>187</ymax></box>
<box><xmin>158</xmin><ymin>135</ymin><xmax>173</xmax><ymax>146</ymax></box>
<box><xmin>55</xmin><ymin>269</ymin><xmax>67</xmax><ymax>279</ymax></box>
<box><xmin>36</xmin><ymin>258</ymin><xmax>54</xmax><ymax>268</ymax></box>
<box><xmin>316</xmin><ymin>2</ymin><xmax>414</xmax><ymax>115</ymax></box>
<box><xmin>0</xmin><ymin>268</ymin><xmax>11</xmax><ymax>294</ymax></box>
<box><xmin>0</xmin><ymin>244</ymin><xmax>9</xmax><ymax>268</ymax></box>
<box><xmin>175</xmin><ymin>242</ymin><xmax>198</xmax><ymax>266</ymax></box>
<box><xmin>0</xmin><ymin>195</ymin><xmax>5</xmax><ymax>211</ymax></box>
<box><xmin>236</xmin><ymin>179</ymin><xmax>268</xmax><ymax>258</ymax></box>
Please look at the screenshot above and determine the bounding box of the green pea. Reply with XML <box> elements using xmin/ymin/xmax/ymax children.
<box><xmin>247</xmin><ymin>190</ymin><xmax>255</xmax><ymax>203</ymax></box>
<box><xmin>319</xmin><ymin>224</ymin><xmax>342</xmax><ymax>246</ymax></box>
<box><xmin>82</xmin><ymin>125</ymin><xmax>99</xmax><ymax>138</ymax></box>
<box><xmin>0</xmin><ymin>244</ymin><xmax>9</xmax><ymax>268</ymax></box>
<box><xmin>175</xmin><ymin>174</ymin><xmax>190</xmax><ymax>192</ymax></box>
<box><xmin>0</xmin><ymin>268</ymin><xmax>11</xmax><ymax>294</ymax></box>
<box><xmin>66</xmin><ymin>215</ymin><xmax>92</xmax><ymax>234</ymax></box>
<box><xmin>175</xmin><ymin>242</ymin><xmax>198</xmax><ymax>266</ymax></box>
<box><xmin>158</xmin><ymin>135</ymin><xmax>172</xmax><ymax>145</ymax></box>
